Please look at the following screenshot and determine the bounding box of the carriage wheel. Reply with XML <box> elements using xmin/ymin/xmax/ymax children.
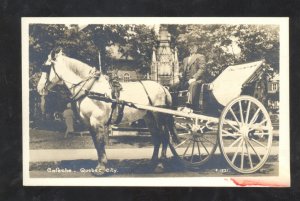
<box><xmin>218</xmin><ymin>96</ymin><xmax>273</xmax><ymax>173</ymax></box>
<box><xmin>169</xmin><ymin>116</ymin><xmax>218</xmax><ymax>168</ymax></box>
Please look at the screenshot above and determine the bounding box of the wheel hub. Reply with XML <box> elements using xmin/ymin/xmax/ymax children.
<box><xmin>240</xmin><ymin>124</ymin><xmax>249</xmax><ymax>139</ymax></box>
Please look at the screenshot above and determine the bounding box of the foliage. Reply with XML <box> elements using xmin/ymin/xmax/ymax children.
<box><xmin>29</xmin><ymin>24</ymin><xmax>156</xmax><ymax>89</ymax></box>
<box><xmin>29</xmin><ymin>23</ymin><xmax>279</xmax><ymax>119</ymax></box>
<box><xmin>30</xmin><ymin>23</ymin><xmax>279</xmax><ymax>87</ymax></box>
<box><xmin>29</xmin><ymin>24</ymin><xmax>99</xmax><ymax>89</ymax></box>
<box><xmin>167</xmin><ymin>24</ymin><xmax>279</xmax><ymax>82</ymax></box>
<box><xmin>118</xmin><ymin>25</ymin><xmax>157</xmax><ymax>74</ymax></box>
<box><xmin>235</xmin><ymin>25</ymin><xmax>279</xmax><ymax>79</ymax></box>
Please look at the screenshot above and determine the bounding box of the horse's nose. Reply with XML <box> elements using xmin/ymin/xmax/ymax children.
<box><xmin>43</xmin><ymin>60</ymin><xmax>52</xmax><ymax>66</ymax></box>
<box><xmin>43</xmin><ymin>62</ymin><xmax>49</xmax><ymax>66</ymax></box>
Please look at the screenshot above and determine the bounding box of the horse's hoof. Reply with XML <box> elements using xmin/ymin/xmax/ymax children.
<box><xmin>154</xmin><ymin>163</ymin><xmax>165</xmax><ymax>173</ymax></box>
<box><xmin>91</xmin><ymin>165</ymin><xmax>107</xmax><ymax>177</ymax></box>
<box><xmin>92</xmin><ymin>170</ymin><xmax>105</xmax><ymax>177</ymax></box>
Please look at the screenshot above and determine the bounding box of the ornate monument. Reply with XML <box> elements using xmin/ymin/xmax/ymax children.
<box><xmin>150</xmin><ymin>26</ymin><xmax>179</xmax><ymax>86</ymax></box>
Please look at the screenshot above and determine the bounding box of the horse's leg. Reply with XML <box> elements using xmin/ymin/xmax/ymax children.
<box><xmin>154</xmin><ymin>115</ymin><xmax>172</xmax><ymax>173</ymax></box>
<box><xmin>143</xmin><ymin>112</ymin><xmax>161</xmax><ymax>165</ymax></box>
<box><xmin>89</xmin><ymin>126</ymin><xmax>108</xmax><ymax>176</ymax></box>
<box><xmin>160</xmin><ymin>124</ymin><xmax>170</xmax><ymax>161</ymax></box>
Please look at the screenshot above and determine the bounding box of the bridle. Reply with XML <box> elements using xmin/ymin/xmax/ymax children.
<box><xmin>41</xmin><ymin>59</ymin><xmax>101</xmax><ymax>100</ymax></box>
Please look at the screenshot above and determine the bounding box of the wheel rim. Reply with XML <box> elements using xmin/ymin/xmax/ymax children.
<box><xmin>170</xmin><ymin>117</ymin><xmax>218</xmax><ymax>167</ymax></box>
<box><xmin>218</xmin><ymin>96</ymin><xmax>273</xmax><ymax>173</ymax></box>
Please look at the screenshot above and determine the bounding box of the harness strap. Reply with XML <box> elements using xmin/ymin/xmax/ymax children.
<box><xmin>105</xmin><ymin>76</ymin><xmax>125</xmax><ymax>126</ymax></box>
<box><xmin>161</xmin><ymin>86</ymin><xmax>169</xmax><ymax>107</ymax></box>
<box><xmin>70</xmin><ymin>76</ymin><xmax>97</xmax><ymax>101</ymax></box>
<box><xmin>139</xmin><ymin>81</ymin><xmax>153</xmax><ymax>106</ymax></box>
<box><xmin>113</xmin><ymin>102</ymin><xmax>125</xmax><ymax>125</ymax></box>
<box><xmin>105</xmin><ymin>100</ymin><xmax>126</xmax><ymax>126</ymax></box>
<box><xmin>106</xmin><ymin>102</ymin><xmax>117</xmax><ymax>126</ymax></box>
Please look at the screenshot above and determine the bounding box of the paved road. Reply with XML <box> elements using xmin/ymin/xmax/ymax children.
<box><xmin>28</xmin><ymin>128</ymin><xmax>280</xmax><ymax>179</ymax></box>
<box><xmin>28</xmin><ymin>146</ymin><xmax>279</xmax><ymax>178</ymax></box>
<box><xmin>29</xmin><ymin>146</ymin><xmax>279</xmax><ymax>162</ymax></box>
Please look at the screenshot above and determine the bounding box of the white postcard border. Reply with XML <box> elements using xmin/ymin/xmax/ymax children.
<box><xmin>22</xmin><ymin>17</ymin><xmax>290</xmax><ymax>187</ymax></box>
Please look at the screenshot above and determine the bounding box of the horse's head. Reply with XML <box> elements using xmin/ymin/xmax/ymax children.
<box><xmin>37</xmin><ymin>48</ymin><xmax>64</xmax><ymax>96</ymax></box>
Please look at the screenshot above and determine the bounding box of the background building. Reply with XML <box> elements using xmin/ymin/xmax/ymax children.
<box><xmin>107</xmin><ymin>44</ymin><xmax>147</xmax><ymax>82</ymax></box>
<box><xmin>267</xmin><ymin>73</ymin><xmax>279</xmax><ymax>112</ymax></box>
<box><xmin>150</xmin><ymin>26</ymin><xmax>179</xmax><ymax>86</ymax></box>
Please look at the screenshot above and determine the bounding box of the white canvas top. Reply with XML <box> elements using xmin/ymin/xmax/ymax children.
<box><xmin>211</xmin><ymin>60</ymin><xmax>264</xmax><ymax>106</ymax></box>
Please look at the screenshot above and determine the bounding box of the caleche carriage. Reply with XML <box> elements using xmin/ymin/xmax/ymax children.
<box><xmin>169</xmin><ymin>60</ymin><xmax>273</xmax><ymax>174</ymax></box>
<box><xmin>131</xmin><ymin>59</ymin><xmax>273</xmax><ymax>174</ymax></box>
<box><xmin>37</xmin><ymin>51</ymin><xmax>273</xmax><ymax>174</ymax></box>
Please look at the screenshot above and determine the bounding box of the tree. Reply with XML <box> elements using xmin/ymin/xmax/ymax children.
<box><xmin>235</xmin><ymin>25</ymin><xmax>279</xmax><ymax>76</ymax></box>
<box><xmin>119</xmin><ymin>25</ymin><xmax>157</xmax><ymax>74</ymax></box>
<box><xmin>29</xmin><ymin>24</ymin><xmax>99</xmax><ymax>90</ymax></box>
<box><xmin>85</xmin><ymin>24</ymin><xmax>156</xmax><ymax>74</ymax></box>
<box><xmin>167</xmin><ymin>24</ymin><xmax>279</xmax><ymax>82</ymax></box>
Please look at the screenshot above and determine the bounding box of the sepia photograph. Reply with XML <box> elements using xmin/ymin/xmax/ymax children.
<box><xmin>22</xmin><ymin>17</ymin><xmax>289</xmax><ymax>187</ymax></box>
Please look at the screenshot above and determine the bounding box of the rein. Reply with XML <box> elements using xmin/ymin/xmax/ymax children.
<box><xmin>42</xmin><ymin>56</ymin><xmax>126</xmax><ymax>126</ymax></box>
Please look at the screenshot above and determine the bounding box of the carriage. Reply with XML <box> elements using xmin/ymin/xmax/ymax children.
<box><xmin>168</xmin><ymin>60</ymin><xmax>273</xmax><ymax>173</ymax></box>
<box><xmin>118</xmin><ymin>59</ymin><xmax>273</xmax><ymax>174</ymax></box>
<box><xmin>38</xmin><ymin>51</ymin><xmax>273</xmax><ymax>175</ymax></box>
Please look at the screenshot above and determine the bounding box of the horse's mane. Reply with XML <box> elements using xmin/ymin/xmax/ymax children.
<box><xmin>60</xmin><ymin>55</ymin><xmax>94</xmax><ymax>78</ymax></box>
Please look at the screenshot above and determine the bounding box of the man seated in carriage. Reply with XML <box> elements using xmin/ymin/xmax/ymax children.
<box><xmin>178</xmin><ymin>44</ymin><xmax>206</xmax><ymax>113</ymax></box>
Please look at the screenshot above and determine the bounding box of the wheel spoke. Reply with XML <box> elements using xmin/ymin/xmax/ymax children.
<box><xmin>241</xmin><ymin>141</ymin><xmax>245</xmax><ymax>170</ymax></box>
<box><xmin>239</xmin><ymin>101</ymin><xmax>244</xmax><ymax>124</ymax></box>
<box><xmin>224</xmin><ymin>120</ymin><xmax>241</xmax><ymax>133</ymax></box>
<box><xmin>250</xmin><ymin>138</ymin><xmax>268</xmax><ymax>149</ymax></box>
<box><xmin>183</xmin><ymin>139</ymin><xmax>193</xmax><ymax>157</ymax></box>
<box><xmin>248</xmin><ymin>108</ymin><xmax>261</xmax><ymax>127</ymax></box>
<box><xmin>253</xmin><ymin>132</ymin><xmax>271</xmax><ymax>136</ymax></box>
<box><xmin>231</xmin><ymin>139</ymin><xmax>243</xmax><ymax>164</ymax></box>
<box><xmin>247</xmin><ymin>139</ymin><xmax>262</xmax><ymax>161</ymax></box>
<box><xmin>199</xmin><ymin>136</ymin><xmax>216</xmax><ymax>145</ymax></box>
<box><xmin>196</xmin><ymin>141</ymin><xmax>202</xmax><ymax>160</ymax></box>
<box><xmin>229</xmin><ymin>108</ymin><xmax>241</xmax><ymax>126</ymax></box>
<box><xmin>222</xmin><ymin>129</ymin><xmax>242</xmax><ymax>137</ymax></box>
<box><xmin>175</xmin><ymin>137</ymin><xmax>190</xmax><ymax>148</ymax></box>
<box><xmin>190</xmin><ymin>141</ymin><xmax>195</xmax><ymax>162</ymax></box>
<box><xmin>245</xmin><ymin>140</ymin><xmax>253</xmax><ymax>168</ymax></box>
<box><xmin>200</xmin><ymin>141</ymin><xmax>210</xmax><ymax>155</ymax></box>
<box><xmin>228</xmin><ymin>136</ymin><xmax>242</xmax><ymax>148</ymax></box>
<box><xmin>249</xmin><ymin>119</ymin><xmax>268</xmax><ymax>132</ymax></box>
<box><xmin>245</xmin><ymin>101</ymin><xmax>251</xmax><ymax>124</ymax></box>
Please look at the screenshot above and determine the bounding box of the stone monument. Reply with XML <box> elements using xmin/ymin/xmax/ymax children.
<box><xmin>150</xmin><ymin>26</ymin><xmax>179</xmax><ymax>86</ymax></box>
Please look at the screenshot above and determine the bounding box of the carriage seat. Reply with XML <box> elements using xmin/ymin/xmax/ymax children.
<box><xmin>175</xmin><ymin>81</ymin><xmax>212</xmax><ymax>112</ymax></box>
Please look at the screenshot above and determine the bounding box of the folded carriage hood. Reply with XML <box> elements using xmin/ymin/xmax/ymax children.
<box><xmin>210</xmin><ymin>60</ymin><xmax>264</xmax><ymax>106</ymax></box>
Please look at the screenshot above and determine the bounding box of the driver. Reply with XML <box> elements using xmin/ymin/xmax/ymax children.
<box><xmin>180</xmin><ymin>44</ymin><xmax>206</xmax><ymax>113</ymax></box>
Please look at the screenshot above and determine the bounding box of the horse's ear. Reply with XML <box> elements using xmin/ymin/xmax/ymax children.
<box><xmin>51</xmin><ymin>46</ymin><xmax>63</xmax><ymax>60</ymax></box>
<box><xmin>50</xmin><ymin>50</ymin><xmax>56</xmax><ymax>60</ymax></box>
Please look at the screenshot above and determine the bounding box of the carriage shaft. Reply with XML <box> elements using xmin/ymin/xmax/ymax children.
<box><xmin>133</xmin><ymin>104</ymin><xmax>220</xmax><ymax>123</ymax></box>
<box><xmin>88</xmin><ymin>92</ymin><xmax>270</xmax><ymax>130</ymax></box>
<box><xmin>133</xmin><ymin>104</ymin><xmax>271</xmax><ymax>130</ymax></box>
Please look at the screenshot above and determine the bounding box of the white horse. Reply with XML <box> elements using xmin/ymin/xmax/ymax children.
<box><xmin>37</xmin><ymin>48</ymin><xmax>178</xmax><ymax>175</ymax></box>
